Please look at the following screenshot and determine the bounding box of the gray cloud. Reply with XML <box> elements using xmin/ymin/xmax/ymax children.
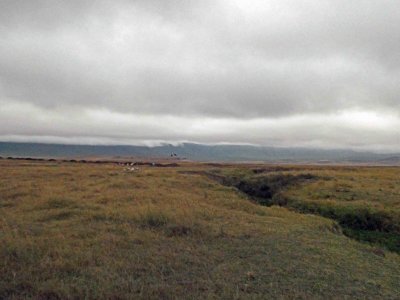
<box><xmin>1</xmin><ymin>0</ymin><xmax>399</xmax><ymax>149</ymax></box>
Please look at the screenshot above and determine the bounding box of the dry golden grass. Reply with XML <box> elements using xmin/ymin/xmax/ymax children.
<box><xmin>282</xmin><ymin>166</ymin><xmax>400</xmax><ymax>209</ymax></box>
<box><xmin>1</xmin><ymin>160</ymin><xmax>400</xmax><ymax>299</ymax></box>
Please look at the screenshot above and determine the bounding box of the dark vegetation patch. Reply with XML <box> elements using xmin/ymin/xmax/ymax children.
<box><xmin>37</xmin><ymin>197</ymin><xmax>78</xmax><ymax>210</ymax></box>
<box><xmin>343</xmin><ymin>228</ymin><xmax>400</xmax><ymax>253</ymax></box>
<box><xmin>251</xmin><ymin>167</ymin><xmax>296</xmax><ymax>174</ymax></box>
<box><xmin>37</xmin><ymin>211</ymin><xmax>77</xmax><ymax>222</ymax></box>
<box><xmin>165</xmin><ymin>225</ymin><xmax>203</xmax><ymax>238</ymax></box>
<box><xmin>165</xmin><ymin>225</ymin><xmax>192</xmax><ymax>237</ymax></box>
<box><xmin>205</xmin><ymin>163</ymin><xmax>224</xmax><ymax>167</ymax></box>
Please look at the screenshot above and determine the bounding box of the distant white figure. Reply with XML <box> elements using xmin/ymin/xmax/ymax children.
<box><xmin>124</xmin><ymin>167</ymin><xmax>139</xmax><ymax>172</ymax></box>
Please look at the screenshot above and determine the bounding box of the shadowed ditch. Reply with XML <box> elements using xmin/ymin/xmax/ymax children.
<box><xmin>184</xmin><ymin>170</ymin><xmax>400</xmax><ymax>253</ymax></box>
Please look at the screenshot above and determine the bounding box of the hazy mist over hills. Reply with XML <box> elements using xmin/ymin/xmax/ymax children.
<box><xmin>1</xmin><ymin>142</ymin><xmax>399</xmax><ymax>164</ymax></box>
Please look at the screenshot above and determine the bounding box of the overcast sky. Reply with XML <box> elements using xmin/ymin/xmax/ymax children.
<box><xmin>1</xmin><ymin>0</ymin><xmax>399</xmax><ymax>151</ymax></box>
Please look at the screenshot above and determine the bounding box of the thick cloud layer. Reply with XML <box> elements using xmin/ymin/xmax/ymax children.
<box><xmin>1</xmin><ymin>0</ymin><xmax>399</xmax><ymax>150</ymax></box>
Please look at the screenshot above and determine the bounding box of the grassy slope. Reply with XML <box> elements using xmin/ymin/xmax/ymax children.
<box><xmin>1</xmin><ymin>161</ymin><xmax>400</xmax><ymax>299</ymax></box>
<box><xmin>280</xmin><ymin>166</ymin><xmax>400</xmax><ymax>252</ymax></box>
<box><xmin>282</xmin><ymin>166</ymin><xmax>400</xmax><ymax>210</ymax></box>
<box><xmin>216</xmin><ymin>165</ymin><xmax>400</xmax><ymax>252</ymax></box>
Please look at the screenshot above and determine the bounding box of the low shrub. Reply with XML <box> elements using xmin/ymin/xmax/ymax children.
<box><xmin>136</xmin><ymin>209</ymin><xmax>170</xmax><ymax>229</ymax></box>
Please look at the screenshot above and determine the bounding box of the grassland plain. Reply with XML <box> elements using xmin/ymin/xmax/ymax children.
<box><xmin>1</xmin><ymin>160</ymin><xmax>400</xmax><ymax>299</ymax></box>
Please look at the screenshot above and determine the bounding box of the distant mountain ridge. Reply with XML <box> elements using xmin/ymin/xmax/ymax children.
<box><xmin>0</xmin><ymin>142</ymin><xmax>399</xmax><ymax>164</ymax></box>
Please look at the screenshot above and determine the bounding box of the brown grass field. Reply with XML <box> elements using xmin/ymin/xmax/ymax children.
<box><xmin>1</xmin><ymin>159</ymin><xmax>400</xmax><ymax>299</ymax></box>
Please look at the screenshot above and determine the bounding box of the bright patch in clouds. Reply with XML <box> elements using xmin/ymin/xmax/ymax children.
<box><xmin>1</xmin><ymin>100</ymin><xmax>399</xmax><ymax>151</ymax></box>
